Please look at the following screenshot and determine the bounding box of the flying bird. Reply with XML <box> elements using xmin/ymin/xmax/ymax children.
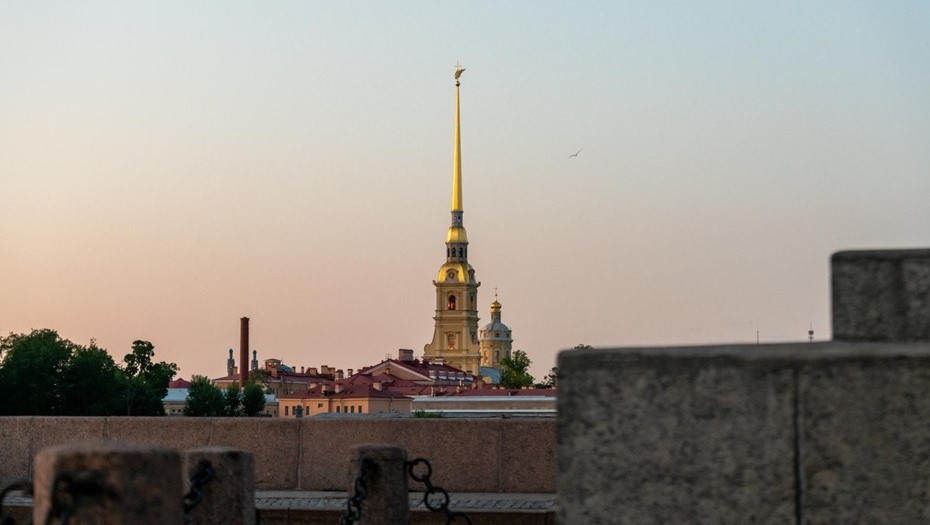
<box><xmin>568</xmin><ymin>149</ymin><xmax>582</xmax><ymax>158</ymax></box>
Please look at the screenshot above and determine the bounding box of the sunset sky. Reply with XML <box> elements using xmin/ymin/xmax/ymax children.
<box><xmin>2</xmin><ymin>2</ymin><xmax>928</xmax><ymax>380</ymax></box>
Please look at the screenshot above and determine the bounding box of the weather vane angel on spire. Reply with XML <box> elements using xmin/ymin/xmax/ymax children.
<box><xmin>454</xmin><ymin>62</ymin><xmax>465</xmax><ymax>85</ymax></box>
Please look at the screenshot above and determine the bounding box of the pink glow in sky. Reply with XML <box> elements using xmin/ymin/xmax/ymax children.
<box><xmin>2</xmin><ymin>2</ymin><xmax>929</xmax><ymax>380</ymax></box>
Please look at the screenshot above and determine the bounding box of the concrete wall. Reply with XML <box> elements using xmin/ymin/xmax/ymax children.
<box><xmin>0</xmin><ymin>418</ymin><xmax>555</xmax><ymax>493</ymax></box>
<box><xmin>558</xmin><ymin>342</ymin><xmax>930</xmax><ymax>524</ymax></box>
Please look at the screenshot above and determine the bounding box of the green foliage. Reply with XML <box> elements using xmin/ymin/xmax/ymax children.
<box><xmin>183</xmin><ymin>375</ymin><xmax>226</xmax><ymax>417</ymax></box>
<box><xmin>500</xmin><ymin>349</ymin><xmax>535</xmax><ymax>389</ymax></box>
<box><xmin>120</xmin><ymin>340</ymin><xmax>178</xmax><ymax>416</ymax></box>
<box><xmin>412</xmin><ymin>410</ymin><xmax>443</xmax><ymax>418</ymax></box>
<box><xmin>224</xmin><ymin>382</ymin><xmax>243</xmax><ymax>416</ymax></box>
<box><xmin>0</xmin><ymin>329</ymin><xmax>74</xmax><ymax>415</ymax></box>
<box><xmin>60</xmin><ymin>343</ymin><xmax>124</xmax><ymax>415</ymax></box>
<box><xmin>242</xmin><ymin>382</ymin><xmax>266</xmax><ymax>417</ymax></box>
<box><xmin>534</xmin><ymin>367</ymin><xmax>558</xmax><ymax>389</ymax></box>
<box><xmin>0</xmin><ymin>331</ymin><xmax>176</xmax><ymax>416</ymax></box>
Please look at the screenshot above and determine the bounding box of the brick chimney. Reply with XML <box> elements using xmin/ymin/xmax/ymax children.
<box><xmin>239</xmin><ymin>317</ymin><xmax>249</xmax><ymax>385</ymax></box>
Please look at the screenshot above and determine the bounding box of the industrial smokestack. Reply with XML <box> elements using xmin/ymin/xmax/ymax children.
<box><xmin>240</xmin><ymin>317</ymin><xmax>249</xmax><ymax>385</ymax></box>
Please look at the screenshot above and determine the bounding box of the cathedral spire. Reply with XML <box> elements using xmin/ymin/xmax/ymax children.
<box><xmin>452</xmin><ymin>62</ymin><xmax>465</xmax><ymax>213</ymax></box>
<box><xmin>424</xmin><ymin>63</ymin><xmax>481</xmax><ymax>376</ymax></box>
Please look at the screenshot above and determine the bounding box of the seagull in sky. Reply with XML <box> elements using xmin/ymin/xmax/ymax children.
<box><xmin>568</xmin><ymin>148</ymin><xmax>582</xmax><ymax>158</ymax></box>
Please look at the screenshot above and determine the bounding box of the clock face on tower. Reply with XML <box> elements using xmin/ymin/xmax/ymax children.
<box><xmin>447</xmin><ymin>269</ymin><xmax>457</xmax><ymax>281</ymax></box>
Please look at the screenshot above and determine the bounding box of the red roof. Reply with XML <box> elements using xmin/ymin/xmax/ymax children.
<box><xmin>168</xmin><ymin>378</ymin><xmax>191</xmax><ymax>388</ymax></box>
<box><xmin>448</xmin><ymin>387</ymin><xmax>557</xmax><ymax>397</ymax></box>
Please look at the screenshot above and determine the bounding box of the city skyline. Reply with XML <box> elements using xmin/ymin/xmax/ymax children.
<box><xmin>2</xmin><ymin>2</ymin><xmax>928</xmax><ymax>380</ymax></box>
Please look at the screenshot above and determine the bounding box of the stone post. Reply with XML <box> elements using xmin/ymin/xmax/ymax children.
<box><xmin>832</xmin><ymin>249</ymin><xmax>930</xmax><ymax>341</ymax></box>
<box><xmin>348</xmin><ymin>444</ymin><xmax>410</xmax><ymax>525</ymax></box>
<box><xmin>184</xmin><ymin>447</ymin><xmax>255</xmax><ymax>525</ymax></box>
<box><xmin>33</xmin><ymin>441</ymin><xmax>182</xmax><ymax>525</ymax></box>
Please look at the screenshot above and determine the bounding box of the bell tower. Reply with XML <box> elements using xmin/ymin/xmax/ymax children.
<box><xmin>423</xmin><ymin>64</ymin><xmax>481</xmax><ymax>375</ymax></box>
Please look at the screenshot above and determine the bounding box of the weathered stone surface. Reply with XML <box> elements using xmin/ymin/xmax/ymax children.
<box><xmin>30</xmin><ymin>417</ymin><xmax>106</xmax><ymax>461</ymax></box>
<box><xmin>500</xmin><ymin>420</ymin><xmax>556</xmax><ymax>493</ymax></box>
<box><xmin>558</xmin><ymin>345</ymin><xmax>796</xmax><ymax>525</ymax></box>
<box><xmin>300</xmin><ymin>419</ymin><xmax>504</xmax><ymax>492</ymax></box>
<box><xmin>799</xmin><ymin>346</ymin><xmax>930</xmax><ymax>524</ymax></box>
<box><xmin>832</xmin><ymin>249</ymin><xmax>930</xmax><ymax>342</ymax></box>
<box><xmin>211</xmin><ymin>418</ymin><xmax>299</xmax><ymax>490</ymax></box>
<box><xmin>106</xmin><ymin>416</ymin><xmax>213</xmax><ymax>450</ymax></box>
<box><xmin>349</xmin><ymin>444</ymin><xmax>410</xmax><ymax>525</ymax></box>
<box><xmin>559</xmin><ymin>342</ymin><xmax>930</xmax><ymax>524</ymax></box>
<box><xmin>184</xmin><ymin>447</ymin><xmax>256</xmax><ymax>525</ymax></box>
<box><xmin>33</xmin><ymin>440</ymin><xmax>182</xmax><ymax>524</ymax></box>
<box><xmin>0</xmin><ymin>417</ymin><xmax>33</xmax><ymax>486</ymax></box>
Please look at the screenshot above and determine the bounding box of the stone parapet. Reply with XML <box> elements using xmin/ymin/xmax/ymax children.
<box><xmin>832</xmin><ymin>249</ymin><xmax>930</xmax><ymax>341</ymax></box>
<box><xmin>0</xmin><ymin>418</ymin><xmax>555</xmax><ymax>493</ymax></box>
<box><xmin>558</xmin><ymin>342</ymin><xmax>930</xmax><ymax>524</ymax></box>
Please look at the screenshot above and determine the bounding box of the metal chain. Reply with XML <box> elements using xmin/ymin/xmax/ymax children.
<box><xmin>182</xmin><ymin>459</ymin><xmax>215</xmax><ymax>524</ymax></box>
<box><xmin>406</xmin><ymin>458</ymin><xmax>472</xmax><ymax>525</ymax></box>
<box><xmin>1</xmin><ymin>479</ymin><xmax>32</xmax><ymax>525</ymax></box>
<box><xmin>339</xmin><ymin>458</ymin><xmax>374</xmax><ymax>525</ymax></box>
<box><xmin>44</xmin><ymin>471</ymin><xmax>115</xmax><ymax>525</ymax></box>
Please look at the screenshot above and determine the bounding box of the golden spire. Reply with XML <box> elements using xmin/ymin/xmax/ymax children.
<box><xmin>452</xmin><ymin>62</ymin><xmax>465</xmax><ymax>212</ymax></box>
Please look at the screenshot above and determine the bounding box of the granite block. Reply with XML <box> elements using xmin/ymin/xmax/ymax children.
<box><xmin>558</xmin><ymin>346</ymin><xmax>796</xmax><ymax>525</ymax></box>
<box><xmin>33</xmin><ymin>441</ymin><xmax>182</xmax><ymax>524</ymax></box>
<box><xmin>832</xmin><ymin>249</ymin><xmax>930</xmax><ymax>342</ymax></box>
<box><xmin>299</xmin><ymin>419</ymin><xmax>502</xmax><ymax>493</ymax></box>
<box><xmin>210</xmin><ymin>418</ymin><xmax>300</xmax><ymax>490</ymax></box>
<box><xmin>0</xmin><ymin>417</ymin><xmax>32</xmax><ymax>485</ymax></box>
<box><xmin>30</xmin><ymin>416</ymin><xmax>106</xmax><ymax>456</ymax></box>
<box><xmin>105</xmin><ymin>416</ymin><xmax>213</xmax><ymax>450</ymax></box>
<box><xmin>399</xmin><ymin>419</ymin><xmax>501</xmax><ymax>493</ymax></box>
<box><xmin>184</xmin><ymin>447</ymin><xmax>256</xmax><ymax>525</ymax></box>
<box><xmin>799</xmin><ymin>353</ymin><xmax>930</xmax><ymax>524</ymax></box>
<box><xmin>500</xmin><ymin>420</ymin><xmax>556</xmax><ymax>493</ymax></box>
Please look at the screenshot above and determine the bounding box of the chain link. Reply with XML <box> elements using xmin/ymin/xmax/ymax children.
<box><xmin>339</xmin><ymin>458</ymin><xmax>374</xmax><ymax>525</ymax></box>
<box><xmin>406</xmin><ymin>458</ymin><xmax>472</xmax><ymax>525</ymax></box>
<box><xmin>182</xmin><ymin>459</ymin><xmax>215</xmax><ymax>524</ymax></box>
<box><xmin>1</xmin><ymin>479</ymin><xmax>32</xmax><ymax>525</ymax></box>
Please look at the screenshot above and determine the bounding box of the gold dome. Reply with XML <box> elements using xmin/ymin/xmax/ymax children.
<box><xmin>446</xmin><ymin>226</ymin><xmax>468</xmax><ymax>244</ymax></box>
<box><xmin>436</xmin><ymin>261</ymin><xmax>474</xmax><ymax>283</ymax></box>
<box><xmin>490</xmin><ymin>298</ymin><xmax>501</xmax><ymax>312</ymax></box>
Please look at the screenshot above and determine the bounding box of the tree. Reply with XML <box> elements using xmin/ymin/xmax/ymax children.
<box><xmin>500</xmin><ymin>349</ymin><xmax>535</xmax><ymax>389</ymax></box>
<box><xmin>242</xmin><ymin>382</ymin><xmax>266</xmax><ymax>417</ymax></box>
<box><xmin>535</xmin><ymin>367</ymin><xmax>558</xmax><ymax>389</ymax></box>
<box><xmin>183</xmin><ymin>375</ymin><xmax>226</xmax><ymax>417</ymax></box>
<box><xmin>224</xmin><ymin>382</ymin><xmax>243</xmax><ymax>416</ymax></box>
<box><xmin>120</xmin><ymin>340</ymin><xmax>178</xmax><ymax>416</ymax></box>
<box><xmin>0</xmin><ymin>329</ymin><xmax>74</xmax><ymax>415</ymax></box>
<box><xmin>59</xmin><ymin>342</ymin><xmax>123</xmax><ymax>415</ymax></box>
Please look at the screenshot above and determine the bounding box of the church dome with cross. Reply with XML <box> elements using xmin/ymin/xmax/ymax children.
<box><xmin>479</xmin><ymin>292</ymin><xmax>513</xmax><ymax>373</ymax></box>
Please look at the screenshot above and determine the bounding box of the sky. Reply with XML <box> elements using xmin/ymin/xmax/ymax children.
<box><xmin>1</xmin><ymin>1</ymin><xmax>929</xmax><ymax>380</ymax></box>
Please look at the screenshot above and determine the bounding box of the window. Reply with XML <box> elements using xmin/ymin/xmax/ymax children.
<box><xmin>285</xmin><ymin>406</ymin><xmax>289</xmax><ymax>416</ymax></box>
<box><xmin>318</xmin><ymin>403</ymin><xmax>323</xmax><ymax>408</ymax></box>
<box><xmin>350</xmin><ymin>406</ymin><xmax>355</xmax><ymax>413</ymax></box>
<box><xmin>336</xmin><ymin>406</ymin><xmax>340</xmax><ymax>413</ymax></box>
<box><xmin>358</xmin><ymin>405</ymin><xmax>363</xmax><ymax>413</ymax></box>
<box><xmin>448</xmin><ymin>295</ymin><xmax>456</xmax><ymax>310</ymax></box>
